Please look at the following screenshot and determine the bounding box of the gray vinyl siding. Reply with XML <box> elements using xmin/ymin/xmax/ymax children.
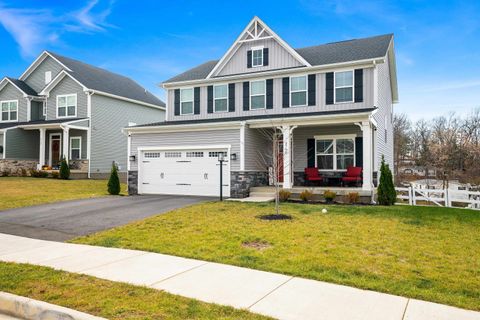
<box><xmin>0</xmin><ymin>83</ymin><xmax>27</xmax><ymax>122</ymax></box>
<box><xmin>216</xmin><ymin>38</ymin><xmax>303</xmax><ymax>77</ymax></box>
<box><xmin>46</xmin><ymin>76</ymin><xmax>87</xmax><ymax>120</ymax></box>
<box><xmin>23</xmin><ymin>56</ymin><xmax>64</xmax><ymax>93</ymax></box>
<box><xmin>373</xmin><ymin>54</ymin><xmax>394</xmax><ymax>172</ymax></box>
<box><xmin>129</xmin><ymin>129</ymin><xmax>241</xmax><ymax>171</ymax></box>
<box><xmin>292</xmin><ymin>125</ymin><xmax>362</xmax><ymax>172</ymax></box>
<box><xmin>166</xmin><ymin>68</ymin><xmax>374</xmax><ymax>122</ymax></box>
<box><xmin>244</xmin><ymin>126</ymin><xmax>271</xmax><ymax>171</ymax></box>
<box><xmin>91</xmin><ymin>94</ymin><xmax>165</xmax><ymax>173</ymax></box>
<box><xmin>30</xmin><ymin>101</ymin><xmax>45</xmax><ymax>121</ymax></box>
<box><xmin>4</xmin><ymin>128</ymin><xmax>39</xmax><ymax>160</ymax></box>
<box><xmin>71</xmin><ymin>119</ymin><xmax>89</xmax><ymax>128</ymax></box>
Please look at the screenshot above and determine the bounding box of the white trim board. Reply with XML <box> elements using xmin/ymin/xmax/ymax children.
<box><xmin>19</xmin><ymin>51</ymin><xmax>72</xmax><ymax>81</ymax></box>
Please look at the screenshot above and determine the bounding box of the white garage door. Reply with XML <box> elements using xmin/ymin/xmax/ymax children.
<box><xmin>138</xmin><ymin>148</ymin><xmax>230</xmax><ymax>197</ymax></box>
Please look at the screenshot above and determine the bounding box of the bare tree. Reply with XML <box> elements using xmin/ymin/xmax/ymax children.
<box><xmin>393</xmin><ymin>113</ymin><xmax>411</xmax><ymax>181</ymax></box>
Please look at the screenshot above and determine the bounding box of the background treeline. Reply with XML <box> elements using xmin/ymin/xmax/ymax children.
<box><xmin>394</xmin><ymin>108</ymin><xmax>480</xmax><ymax>185</ymax></box>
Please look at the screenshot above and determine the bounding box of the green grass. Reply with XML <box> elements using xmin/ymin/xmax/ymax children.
<box><xmin>0</xmin><ymin>262</ymin><xmax>269</xmax><ymax>320</ymax></box>
<box><xmin>0</xmin><ymin>177</ymin><xmax>127</xmax><ymax>210</ymax></box>
<box><xmin>73</xmin><ymin>202</ymin><xmax>480</xmax><ymax>311</ymax></box>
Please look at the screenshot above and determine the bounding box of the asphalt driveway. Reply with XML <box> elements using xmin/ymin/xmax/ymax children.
<box><xmin>0</xmin><ymin>195</ymin><xmax>208</xmax><ymax>242</ymax></box>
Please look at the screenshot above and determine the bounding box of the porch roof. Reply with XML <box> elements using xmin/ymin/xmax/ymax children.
<box><xmin>1</xmin><ymin>118</ymin><xmax>87</xmax><ymax>130</ymax></box>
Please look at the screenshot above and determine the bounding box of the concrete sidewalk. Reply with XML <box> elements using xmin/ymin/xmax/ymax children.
<box><xmin>0</xmin><ymin>234</ymin><xmax>478</xmax><ymax>320</ymax></box>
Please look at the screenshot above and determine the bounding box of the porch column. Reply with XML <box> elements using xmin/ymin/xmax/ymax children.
<box><xmin>38</xmin><ymin>128</ymin><xmax>46</xmax><ymax>167</ymax></box>
<box><xmin>62</xmin><ymin>127</ymin><xmax>69</xmax><ymax>162</ymax></box>
<box><xmin>361</xmin><ymin>121</ymin><xmax>373</xmax><ymax>191</ymax></box>
<box><xmin>281</xmin><ymin>125</ymin><xmax>296</xmax><ymax>189</ymax></box>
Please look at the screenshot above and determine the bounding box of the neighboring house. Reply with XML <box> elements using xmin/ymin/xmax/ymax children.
<box><xmin>125</xmin><ymin>17</ymin><xmax>398</xmax><ymax>197</ymax></box>
<box><xmin>0</xmin><ymin>51</ymin><xmax>165</xmax><ymax>179</ymax></box>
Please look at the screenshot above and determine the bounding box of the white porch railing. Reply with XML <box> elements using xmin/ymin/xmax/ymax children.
<box><xmin>395</xmin><ymin>186</ymin><xmax>480</xmax><ymax>210</ymax></box>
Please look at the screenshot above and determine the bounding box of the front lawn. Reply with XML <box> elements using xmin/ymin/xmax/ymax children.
<box><xmin>0</xmin><ymin>177</ymin><xmax>127</xmax><ymax>210</ymax></box>
<box><xmin>73</xmin><ymin>202</ymin><xmax>480</xmax><ymax>311</ymax></box>
<box><xmin>0</xmin><ymin>262</ymin><xmax>268</xmax><ymax>320</ymax></box>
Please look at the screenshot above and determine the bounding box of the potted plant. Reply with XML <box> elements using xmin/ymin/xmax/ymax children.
<box><xmin>323</xmin><ymin>190</ymin><xmax>337</xmax><ymax>204</ymax></box>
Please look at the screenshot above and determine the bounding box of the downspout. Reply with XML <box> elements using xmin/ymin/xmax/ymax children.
<box><xmin>86</xmin><ymin>90</ymin><xmax>94</xmax><ymax>178</ymax></box>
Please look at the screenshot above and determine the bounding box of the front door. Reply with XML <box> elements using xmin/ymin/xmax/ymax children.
<box><xmin>277</xmin><ymin>140</ymin><xmax>284</xmax><ymax>183</ymax></box>
<box><xmin>50</xmin><ymin>135</ymin><xmax>61</xmax><ymax>167</ymax></box>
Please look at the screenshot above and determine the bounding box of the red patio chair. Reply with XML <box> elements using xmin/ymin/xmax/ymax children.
<box><xmin>342</xmin><ymin>166</ymin><xmax>363</xmax><ymax>186</ymax></box>
<box><xmin>304</xmin><ymin>167</ymin><xmax>323</xmax><ymax>186</ymax></box>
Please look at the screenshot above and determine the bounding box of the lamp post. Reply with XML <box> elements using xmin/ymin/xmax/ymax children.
<box><xmin>218</xmin><ymin>153</ymin><xmax>225</xmax><ymax>201</ymax></box>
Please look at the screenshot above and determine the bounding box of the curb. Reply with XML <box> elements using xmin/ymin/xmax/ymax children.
<box><xmin>0</xmin><ymin>291</ymin><xmax>107</xmax><ymax>320</ymax></box>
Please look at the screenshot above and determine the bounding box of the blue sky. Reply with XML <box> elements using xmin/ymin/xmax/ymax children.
<box><xmin>0</xmin><ymin>0</ymin><xmax>479</xmax><ymax>120</ymax></box>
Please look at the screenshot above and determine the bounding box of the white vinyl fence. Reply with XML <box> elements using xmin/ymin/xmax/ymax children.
<box><xmin>395</xmin><ymin>186</ymin><xmax>480</xmax><ymax>210</ymax></box>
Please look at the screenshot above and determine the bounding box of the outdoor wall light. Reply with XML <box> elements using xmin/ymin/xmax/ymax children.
<box><xmin>230</xmin><ymin>153</ymin><xmax>237</xmax><ymax>161</ymax></box>
<box><xmin>129</xmin><ymin>155</ymin><xmax>136</xmax><ymax>161</ymax></box>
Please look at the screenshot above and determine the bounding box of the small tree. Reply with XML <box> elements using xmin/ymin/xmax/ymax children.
<box><xmin>378</xmin><ymin>156</ymin><xmax>396</xmax><ymax>205</ymax></box>
<box><xmin>59</xmin><ymin>157</ymin><xmax>70</xmax><ymax>180</ymax></box>
<box><xmin>108</xmin><ymin>162</ymin><xmax>121</xmax><ymax>195</ymax></box>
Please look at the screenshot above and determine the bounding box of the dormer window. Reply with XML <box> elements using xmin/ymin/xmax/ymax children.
<box><xmin>252</xmin><ymin>47</ymin><xmax>263</xmax><ymax>67</ymax></box>
<box><xmin>45</xmin><ymin>71</ymin><xmax>52</xmax><ymax>85</ymax></box>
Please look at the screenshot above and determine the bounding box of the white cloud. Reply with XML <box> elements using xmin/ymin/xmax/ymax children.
<box><xmin>0</xmin><ymin>1</ymin><xmax>116</xmax><ymax>57</ymax></box>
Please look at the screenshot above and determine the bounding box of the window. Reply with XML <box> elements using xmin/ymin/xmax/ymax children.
<box><xmin>186</xmin><ymin>151</ymin><xmax>203</xmax><ymax>157</ymax></box>
<box><xmin>315</xmin><ymin>136</ymin><xmax>355</xmax><ymax>171</ymax></box>
<box><xmin>250</xmin><ymin>80</ymin><xmax>266</xmax><ymax>109</ymax></box>
<box><xmin>290</xmin><ymin>75</ymin><xmax>307</xmax><ymax>106</ymax></box>
<box><xmin>214</xmin><ymin>84</ymin><xmax>228</xmax><ymax>112</ymax></box>
<box><xmin>45</xmin><ymin>71</ymin><xmax>52</xmax><ymax>84</ymax></box>
<box><xmin>335</xmin><ymin>71</ymin><xmax>354</xmax><ymax>103</ymax></box>
<box><xmin>252</xmin><ymin>47</ymin><xmax>263</xmax><ymax>67</ymax></box>
<box><xmin>180</xmin><ymin>88</ymin><xmax>193</xmax><ymax>115</ymax></box>
<box><xmin>165</xmin><ymin>151</ymin><xmax>182</xmax><ymax>158</ymax></box>
<box><xmin>209</xmin><ymin>151</ymin><xmax>227</xmax><ymax>158</ymax></box>
<box><xmin>144</xmin><ymin>152</ymin><xmax>161</xmax><ymax>158</ymax></box>
<box><xmin>1</xmin><ymin>100</ymin><xmax>18</xmax><ymax>122</ymax></box>
<box><xmin>57</xmin><ymin>94</ymin><xmax>76</xmax><ymax>118</ymax></box>
<box><xmin>70</xmin><ymin>137</ymin><xmax>82</xmax><ymax>160</ymax></box>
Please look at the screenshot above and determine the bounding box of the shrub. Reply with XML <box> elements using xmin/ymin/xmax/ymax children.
<box><xmin>278</xmin><ymin>189</ymin><xmax>291</xmax><ymax>202</ymax></box>
<box><xmin>51</xmin><ymin>171</ymin><xmax>60</xmax><ymax>179</ymax></box>
<box><xmin>345</xmin><ymin>192</ymin><xmax>360</xmax><ymax>204</ymax></box>
<box><xmin>30</xmin><ymin>170</ymin><xmax>48</xmax><ymax>178</ymax></box>
<box><xmin>377</xmin><ymin>155</ymin><xmax>396</xmax><ymax>205</ymax></box>
<box><xmin>323</xmin><ymin>190</ymin><xmax>337</xmax><ymax>203</ymax></box>
<box><xmin>299</xmin><ymin>189</ymin><xmax>314</xmax><ymax>202</ymax></box>
<box><xmin>59</xmin><ymin>157</ymin><xmax>70</xmax><ymax>180</ymax></box>
<box><xmin>107</xmin><ymin>162</ymin><xmax>121</xmax><ymax>195</ymax></box>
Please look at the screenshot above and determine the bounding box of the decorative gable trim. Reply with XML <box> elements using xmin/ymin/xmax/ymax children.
<box><xmin>206</xmin><ymin>16</ymin><xmax>311</xmax><ymax>79</ymax></box>
<box><xmin>19</xmin><ymin>51</ymin><xmax>72</xmax><ymax>81</ymax></box>
<box><xmin>39</xmin><ymin>70</ymin><xmax>88</xmax><ymax>96</ymax></box>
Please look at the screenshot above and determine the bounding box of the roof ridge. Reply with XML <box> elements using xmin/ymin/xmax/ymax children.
<box><xmin>295</xmin><ymin>33</ymin><xmax>393</xmax><ymax>51</ymax></box>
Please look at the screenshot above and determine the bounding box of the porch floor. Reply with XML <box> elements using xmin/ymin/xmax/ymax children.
<box><xmin>251</xmin><ymin>186</ymin><xmax>373</xmax><ymax>196</ymax></box>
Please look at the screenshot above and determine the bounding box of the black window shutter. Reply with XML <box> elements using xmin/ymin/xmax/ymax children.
<box><xmin>307</xmin><ymin>139</ymin><xmax>316</xmax><ymax>168</ymax></box>
<box><xmin>228</xmin><ymin>83</ymin><xmax>235</xmax><ymax>112</ymax></box>
<box><xmin>325</xmin><ymin>72</ymin><xmax>334</xmax><ymax>105</ymax></box>
<box><xmin>174</xmin><ymin>89</ymin><xmax>180</xmax><ymax>116</ymax></box>
<box><xmin>243</xmin><ymin>82</ymin><xmax>250</xmax><ymax>111</ymax></box>
<box><xmin>194</xmin><ymin>87</ymin><xmax>200</xmax><ymax>114</ymax></box>
<box><xmin>266</xmin><ymin>79</ymin><xmax>273</xmax><ymax>109</ymax></box>
<box><xmin>308</xmin><ymin>74</ymin><xmax>316</xmax><ymax>106</ymax></box>
<box><xmin>263</xmin><ymin>48</ymin><xmax>269</xmax><ymax>66</ymax></box>
<box><xmin>207</xmin><ymin>86</ymin><xmax>213</xmax><ymax>113</ymax></box>
<box><xmin>282</xmin><ymin>77</ymin><xmax>289</xmax><ymax>108</ymax></box>
<box><xmin>355</xmin><ymin>137</ymin><xmax>363</xmax><ymax>167</ymax></box>
<box><xmin>354</xmin><ymin>69</ymin><xmax>363</xmax><ymax>103</ymax></box>
<box><xmin>247</xmin><ymin>50</ymin><xmax>252</xmax><ymax>68</ymax></box>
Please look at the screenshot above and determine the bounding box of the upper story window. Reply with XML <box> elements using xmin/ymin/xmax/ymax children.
<box><xmin>70</xmin><ymin>136</ymin><xmax>82</xmax><ymax>160</ymax></box>
<box><xmin>214</xmin><ymin>84</ymin><xmax>228</xmax><ymax>112</ymax></box>
<box><xmin>316</xmin><ymin>136</ymin><xmax>355</xmax><ymax>171</ymax></box>
<box><xmin>180</xmin><ymin>88</ymin><xmax>194</xmax><ymax>115</ymax></box>
<box><xmin>57</xmin><ymin>94</ymin><xmax>77</xmax><ymax>118</ymax></box>
<box><xmin>290</xmin><ymin>75</ymin><xmax>307</xmax><ymax>107</ymax></box>
<box><xmin>1</xmin><ymin>100</ymin><xmax>18</xmax><ymax>122</ymax></box>
<box><xmin>45</xmin><ymin>71</ymin><xmax>52</xmax><ymax>85</ymax></box>
<box><xmin>252</xmin><ymin>47</ymin><xmax>263</xmax><ymax>67</ymax></box>
<box><xmin>250</xmin><ymin>80</ymin><xmax>266</xmax><ymax>110</ymax></box>
<box><xmin>335</xmin><ymin>71</ymin><xmax>354</xmax><ymax>103</ymax></box>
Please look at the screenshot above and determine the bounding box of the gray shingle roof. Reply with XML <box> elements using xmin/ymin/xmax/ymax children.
<box><xmin>6</xmin><ymin>77</ymin><xmax>38</xmax><ymax>96</ymax></box>
<box><xmin>163</xmin><ymin>34</ymin><xmax>393</xmax><ymax>84</ymax></box>
<box><xmin>0</xmin><ymin>118</ymin><xmax>86</xmax><ymax>129</ymax></box>
<box><xmin>46</xmin><ymin>51</ymin><xmax>165</xmax><ymax>107</ymax></box>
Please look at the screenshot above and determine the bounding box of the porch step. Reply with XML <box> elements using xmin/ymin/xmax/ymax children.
<box><xmin>250</xmin><ymin>186</ymin><xmax>276</xmax><ymax>193</ymax></box>
<box><xmin>250</xmin><ymin>191</ymin><xmax>276</xmax><ymax>198</ymax></box>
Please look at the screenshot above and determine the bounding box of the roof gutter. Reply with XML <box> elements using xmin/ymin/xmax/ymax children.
<box><xmin>161</xmin><ymin>57</ymin><xmax>386</xmax><ymax>89</ymax></box>
<box><xmin>123</xmin><ymin>121</ymin><xmax>243</xmax><ymax>134</ymax></box>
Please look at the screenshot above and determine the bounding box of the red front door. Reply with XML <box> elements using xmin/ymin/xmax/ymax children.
<box><xmin>277</xmin><ymin>140</ymin><xmax>284</xmax><ymax>183</ymax></box>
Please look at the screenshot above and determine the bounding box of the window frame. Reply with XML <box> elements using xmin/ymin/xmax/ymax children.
<box><xmin>289</xmin><ymin>75</ymin><xmax>308</xmax><ymax>107</ymax></box>
<box><xmin>0</xmin><ymin>100</ymin><xmax>18</xmax><ymax>122</ymax></box>
<box><xmin>334</xmin><ymin>70</ymin><xmax>355</xmax><ymax>104</ymax></box>
<box><xmin>56</xmin><ymin>94</ymin><xmax>77</xmax><ymax>118</ymax></box>
<box><xmin>249</xmin><ymin>79</ymin><xmax>266</xmax><ymax>110</ymax></box>
<box><xmin>314</xmin><ymin>134</ymin><xmax>356</xmax><ymax>171</ymax></box>
<box><xmin>69</xmin><ymin>136</ymin><xmax>82</xmax><ymax>160</ymax></box>
<box><xmin>251</xmin><ymin>46</ymin><xmax>264</xmax><ymax>68</ymax></box>
<box><xmin>213</xmin><ymin>83</ymin><xmax>229</xmax><ymax>113</ymax></box>
<box><xmin>179</xmin><ymin>87</ymin><xmax>194</xmax><ymax>115</ymax></box>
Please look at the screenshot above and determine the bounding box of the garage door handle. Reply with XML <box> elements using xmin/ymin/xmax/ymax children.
<box><xmin>142</xmin><ymin>182</ymin><xmax>150</xmax><ymax>185</ymax></box>
<box><xmin>160</xmin><ymin>173</ymin><xmax>164</xmax><ymax>179</ymax></box>
<box><xmin>143</xmin><ymin>161</ymin><xmax>150</xmax><ymax>163</ymax></box>
<box><xmin>176</xmin><ymin>183</ymin><xmax>191</xmax><ymax>186</ymax></box>
<box><xmin>204</xmin><ymin>173</ymin><xmax>208</xmax><ymax>180</ymax></box>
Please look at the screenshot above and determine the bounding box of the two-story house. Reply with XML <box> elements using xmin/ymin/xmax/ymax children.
<box><xmin>0</xmin><ymin>51</ymin><xmax>165</xmax><ymax>179</ymax></box>
<box><xmin>125</xmin><ymin>17</ymin><xmax>398</xmax><ymax>198</ymax></box>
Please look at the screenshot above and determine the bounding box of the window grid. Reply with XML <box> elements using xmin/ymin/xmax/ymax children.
<box><xmin>252</xmin><ymin>48</ymin><xmax>263</xmax><ymax>67</ymax></box>
<box><xmin>290</xmin><ymin>75</ymin><xmax>307</xmax><ymax>107</ymax></box>
<box><xmin>250</xmin><ymin>80</ymin><xmax>266</xmax><ymax>110</ymax></box>
<box><xmin>70</xmin><ymin>137</ymin><xmax>82</xmax><ymax>160</ymax></box>
<box><xmin>180</xmin><ymin>88</ymin><xmax>194</xmax><ymax>115</ymax></box>
<box><xmin>165</xmin><ymin>151</ymin><xmax>182</xmax><ymax>158</ymax></box>
<box><xmin>144</xmin><ymin>152</ymin><xmax>161</xmax><ymax>158</ymax></box>
<box><xmin>1</xmin><ymin>100</ymin><xmax>18</xmax><ymax>122</ymax></box>
<box><xmin>214</xmin><ymin>84</ymin><xmax>228</xmax><ymax>112</ymax></box>
<box><xmin>334</xmin><ymin>71</ymin><xmax>354</xmax><ymax>103</ymax></box>
<box><xmin>315</xmin><ymin>137</ymin><xmax>355</xmax><ymax>171</ymax></box>
<box><xmin>186</xmin><ymin>151</ymin><xmax>204</xmax><ymax>158</ymax></box>
<box><xmin>208</xmin><ymin>151</ymin><xmax>227</xmax><ymax>158</ymax></box>
<box><xmin>57</xmin><ymin>94</ymin><xmax>77</xmax><ymax>118</ymax></box>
